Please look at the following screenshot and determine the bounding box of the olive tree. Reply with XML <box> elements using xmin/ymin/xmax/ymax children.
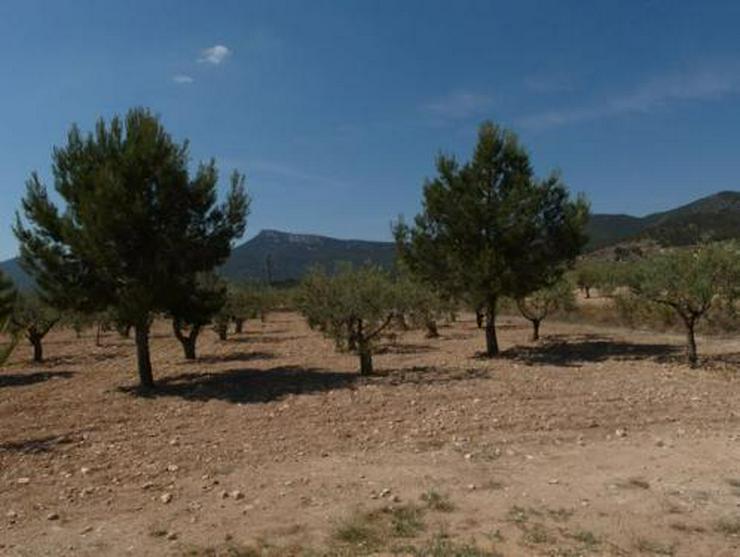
<box><xmin>14</xmin><ymin>108</ymin><xmax>249</xmax><ymax>388</ymax></box>
<box><xmin>629</xmin><ymin>243</ymin><xmax>740</xmax><ymax>367</ymax></box>
<box><xmin>516</xmin><ymin>278</ymin><xmax>576</xmax><ymax>341</ymax></box>
<box><xmin>395</xmin><ymin>121</ymin><xmax>588</xmax><ymax>356</ymax></box>
<box><xmin>297</xmin><ymin>265</ymin><xmax>397</xmax><ymax>375</ymax></box>
<box><xmin>0</xmin><ymin>270</ymin><xmax>18</xmax><ymax>365</ymax></box>
<box><xmin>171</xmin><ymin>273</ymin><xmax>226</xmax><ymax>360</ymax></box>
<box><xmin>10</xmin><ymin>294</ymin><xmax>59</xmax><ymax>363</ymax></box>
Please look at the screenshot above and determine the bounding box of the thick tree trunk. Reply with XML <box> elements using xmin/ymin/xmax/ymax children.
<box><xmin>134</xmin><ymin>322</ymin><xmax>154</xmax><ymax>389</ymax></box>
<box><xmin>584</xmin><ymin>286</ymin><xmax>591</xmax><ymax>299</ymax></box>
<box><xmin>218</xmin><ymin>327</ymin><xmax>228</xmax><ymax>341</ymax></box>
<box><xmin>685</xmin><ymin>318</ymin><xmax>698</xmax><ymax>368</ymax></box>
<box><xmin>484</xmin><ymin>297</ymin><xmax>499</xmax><ymax>356</ymax></box>
<box><xmin>30</xmin><ymin>335</ymin><xmax>43</xmax><ymax>363</ymax></box>
<box><xmin>234</xmin><ymin>319</ymin><xmax>244</xmax><ymax>334</ymax></box>
<box><xmin>95</xmin><ymin>323</ymin><xmax>102</xmax><ymax>347</ymax></box>
<box><xmin>531</xmin><ymin>319</ymin><xmax>541</xmax><ymax>342</ymax></box>
<box><xmin>359</xmin><ymin>349</ymin><xmax>373</xmax><ymax>376</ymax></box>
<box><xmin>425</xmin><ymin>320</ymin><xmax>439</xmax><ymax>338</ymax></box>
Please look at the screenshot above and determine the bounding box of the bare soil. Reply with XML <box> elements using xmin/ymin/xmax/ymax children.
<box><xmin>1</xmin><ymin>312</ymin><xmax>740</xmax><ymax>556</ymax></box>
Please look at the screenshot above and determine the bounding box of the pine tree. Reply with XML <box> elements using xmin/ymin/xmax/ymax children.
<box><xmin>395</xmin><ymin>121</ymin><xmax>588</xmax><ymax>356</ymax></box>
<box><xmin>15</xmin><ymin>108</ymin><xmax>249</xmax><ymax>387</ymax></box>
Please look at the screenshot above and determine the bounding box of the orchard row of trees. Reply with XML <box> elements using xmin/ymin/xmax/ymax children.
<box><xmin>3</xmin><ymin>109</ymin><xmax>737</xmax><ymax>385</ymax></box>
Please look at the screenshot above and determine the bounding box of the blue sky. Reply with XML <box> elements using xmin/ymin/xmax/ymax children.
<box><xmin>1</xmin><ymin>1</ymin><xmax>740</xmax><ymax>259</ymax></box>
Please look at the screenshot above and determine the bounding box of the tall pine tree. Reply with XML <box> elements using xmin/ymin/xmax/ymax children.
<box><xmin>15</xmin><ymin>108</ymin><xmax>249</xmax><ymax>387</ymax></box>
<box><xmin>395</xmin><ymin>121</ymin><xmax>588</xmax><ymax>356</ymax></box>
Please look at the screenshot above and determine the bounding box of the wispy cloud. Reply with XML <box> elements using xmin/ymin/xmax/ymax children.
<box><xmin>198</xmin><ymin>44</ymin><xmax>232</xmax><ymax>65</ymax></box>
<box><xmin>249</xmin><ymin>160</ymin><xmax>348</xmax><ymax>190</ymax></box>
<box><xmin>421</xmin><ymin>91</ymin><xmax>494</xmax><ymax>120</ymax></box>
<box><xmin>173</xmin><ymin>74</ymin><xmax>194</xmax><ymax>84</ymax></box>
<box><xmin>520</xmin><ymin>64</ymin><xmax>740</xmax><ymax>130</ymax></box>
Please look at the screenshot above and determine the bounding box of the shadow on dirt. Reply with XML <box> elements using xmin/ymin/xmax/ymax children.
<box><xmin>376</xmin><ymin>342</ymin><xmax>438</xmax><ymax>355</ymax></box>
<box><xmin>0</xmin><ymin>432</ymin><xmax>82</xmax><ymax>454</ymax></box>
<box><xmin>502</xmin><ymin>334</ymin><xmax>682</xmax><ymax>367</ymax></box>
<box><xmin>123</xmin><ymin>365</ymin><xmax>360</xmax><ymax>403</ymax></box>
<box><xmin>227</xmin><ymin>335</ymin><xmax>303</xmax><ymax>345</ymax></box>
<box><xmin>195</xmin><ymin>351</ymin><xmax>276</xmax><ymax>364</ymax></box>
<box><xmin>0</xmin><ymin>370</ymin><xmax>76</xmax><ymax>389</ymax></box>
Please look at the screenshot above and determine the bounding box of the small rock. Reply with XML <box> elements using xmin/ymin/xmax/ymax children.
<box><xmin>6</xmin><ymin>511</ymin><xmax>17</xmax><ymax>519</ymax></box>
<box><xmin>467</xmin><ymin>484</ymin><xmax>477</xmax><ymax>491</ymax></box>
<box><xmin>231</xmin><ymin>490</ymin><xmax>244</xmax><ymax>500</ymax></box>
<box><xmin>380</xmin><ymin>488</ymin><xmax>392</xmax><ymax>498</ymax></box>
<box><xmin>167</xmin><ymin>464</ymin><xmax>179</xmax><ymax>473</ymax></box>
<box><xmin>160</xmin><ymin>493</ymin><xmax>172</xmax><ymax>504</ymax></box>
<box><xmin>464</xmin><ymin>453</ymin><xmax>473</xmax><ymax>460</ymax></box>
<box><xmin>80</xmin><ymin>467</ymin><xmax>91</xmax><ymax>475</ymax></box>
<box><xmin>655</xmin><ymin>439</ymin><xmax>665</xmax><ymax>447</ymax></box>
<box><xmin>16</xmin><ymin>477</ymin><xmax>30</xmax><ymax>485</ymax></box>
<box><xmin>220</xmin><ymin>490</ymin><xmax>229</xmax><ymax>499</ymax></box>
<box><xmin>615</xmin><ymin>428</ymin><xmax>627</xmax><ymax>438</ymax></box>
<box><xmin>80</xmin><ymin>526</ymin><xmax>93</xmax><ymax>535</ymax></box>
<box><xmin>392</xmin><ymin>495</ymin><xmax>401</xmax><ymax>503</ymax></box>
<box><xmin>47</xmin><ymin>512</ymin><xmax>60</xmax><ymax>521</ymax></box>
<box><xmin>548</xmin><ymin>479</ymin><xmax>559</xmax><ymax>485</ymax></box>
<box><xmin>166</xmin><ymin>532</ymin><xmax>178</xmax><ymax>541</ymax></box>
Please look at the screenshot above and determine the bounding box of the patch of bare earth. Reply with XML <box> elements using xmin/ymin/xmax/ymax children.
<box><xmin>1</xmin><ymin>312</ymin><xmax>740</xmax><ymax>556</ymax></box>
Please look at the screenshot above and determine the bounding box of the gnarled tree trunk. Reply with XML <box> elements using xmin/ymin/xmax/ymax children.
<box><xmin>484</xmin><ymin>297</ymin><xmax>499</xmax><ymax>356</ymax></box>
<box><xmin>134</xmin><ymin>321</ymin><xmax>154</xmax><ymax>389</ymax></box>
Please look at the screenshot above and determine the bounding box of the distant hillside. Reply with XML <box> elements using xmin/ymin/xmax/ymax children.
<box><xmin>586</xmin><ymin>191</ymin><xmax>740</xmax><ymax>250</ymax></box>
<box><xmin>219</xmin><ymin>229</ymin><xmax>397</xmax><ymax>282</ymax></box>
<box><xmin>3</xmin><ymin>191</ymin><xmax>739</xmax><ymax>286</ymax></box>
<box><xmin>0</xmin><ymin>229</ymin><xmax>397</xmax><ymax>287</ymax></box>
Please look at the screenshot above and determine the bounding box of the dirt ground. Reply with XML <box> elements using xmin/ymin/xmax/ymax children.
<box><xmin>1</xmin><ymin>310</ymin><xmax>740</xmax><ymax>556</ymax></box>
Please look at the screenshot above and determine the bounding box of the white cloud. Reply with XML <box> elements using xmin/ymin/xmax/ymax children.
<box><xmin>173</xmin><ymin>74</ymin><xmax>194</xmax><ymax>84</ymax></box>
<box><xmin>520</xmin><ymin>64</ymin><xmax>740</xmax><ymax>131</ymax></box>
<box><xmin>421</xmin><ymin>91</ymin><xmax>494</xmax><ymax>120</ymax></box>
<box><xmin>198</xmin><ymin>44</ymin><xmax>232</xmax><ymax>65</ymax></box>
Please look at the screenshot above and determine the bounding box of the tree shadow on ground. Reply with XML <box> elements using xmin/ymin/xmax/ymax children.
<box><xmin>501</xmin><ymin>334</ymin><xmax>682</xmax><ymax>367</ymax></box>
<box><xmin>122</xmin><ymin>365</ymin><xmax>360</xmax><ymax>403</ymax></box>
<box><xmin>376</xmin><ymin>342</ymin><xmax>437</xmax><ymax>355</ymax></box>
<box><xmin>227</xmin><ymin>335</ymin><xmax>303</xmax><ymax>345</ymax></box>
<box><xmin>0</xmin><ymin>371</ymin><xmax>76</xmax><ymax>389</ymax></box>
<box><xmin>0</xmin><ymin>431</ymin><xmax>82</xmax><ymax>454</ymax></box>
<box><xmin>368</xmin><ymin>365</ymin><xmax>491</xmax><ymax>385</ymax></box>
<box><xmin>195</xmin><ymin>351</ymin><xmax>276</xmax><ymax>364</ymax></box>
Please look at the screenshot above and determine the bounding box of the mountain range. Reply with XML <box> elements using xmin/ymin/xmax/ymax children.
<box><xmin>2</xmin><ymin>191</ymin><xmax>739</xmax><ymax>286</ymax></box>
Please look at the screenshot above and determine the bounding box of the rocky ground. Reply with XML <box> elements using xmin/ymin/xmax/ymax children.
<box><xmin>1</xmin><ymin>311</ymin><xmax>740</xmax><ymax>556</ymax></box>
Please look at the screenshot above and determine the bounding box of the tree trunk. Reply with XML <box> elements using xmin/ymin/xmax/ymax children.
<box><xmin>30</xmin><ymin>335</ymin><xmax>43</xmax><ymax>363</ymax></box>
<box><xmin>359</xmin><ymin>349</ymin><xmax>373</xmax><ymax>376</ymax></box>
<box><xmin>531</xmin><ymin>319</ymin><xmax>541</xmax><ymax>342</ymax></box>
<box><xmin>134</xmin><ymin>322</ymin><xmax>154</xmax><ymax>389</ymax></box>
<box><xmin>234</xmin><ymin>319</ymin><xmax>244</xmax><ymax>334</ymax></box>
<box><xmin>484</xmin><ymin>297</ymin><xmax>499</xmax><ymax>356</ymax></box>
<box><xmin>584</xmin><ymin>286</ymin><xmax>591</xmax><ymax>299</ymax></box>
<box><xmin>685</xmin><ymin>317</ymin><xmax>698</xmax><ymax>368</ymax></box>
<box><xmin>95</xmin><ymin>323</ymin><xmax>102</xmax><ymax>347</ymax></box>
<box><xmin>425</xmin><ymin>320</ymin><xmax>439</xmax><ymax>338</ymax></box>
<box><xmin>218</xmin><ymin>326</ymin><xmax>228</xmax><ymax>341</ymax></box>
<box><xmin>173</xmin><ymin>320</ymin><xmax>199</xmax><ymax>360</ymax></box>
<box><xmin>475</xmin><ymin>308</ymin><xmax>484</xmax><ymax>329</ymax></box>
